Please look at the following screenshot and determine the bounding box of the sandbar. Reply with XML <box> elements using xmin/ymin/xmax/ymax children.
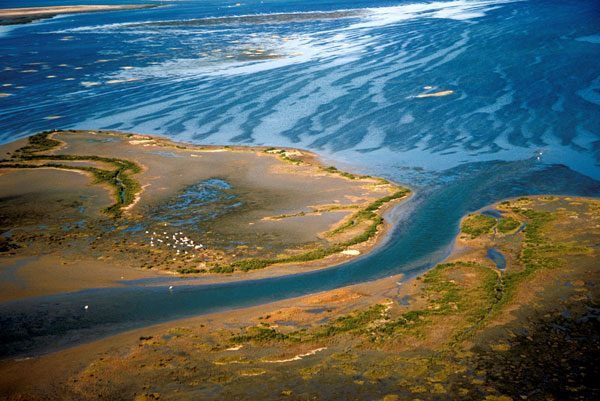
<box><xmin>0</xmin><ymin>5</ymin><xmax>156</xmax><ymax>26</ymax></box>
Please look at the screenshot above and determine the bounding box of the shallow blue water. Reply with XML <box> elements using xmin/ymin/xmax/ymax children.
<box><xmin>486</xmin><ymin>247</ymin><xmax>506</xmax><ymax>271</ymax></box>
<box><xmin>0</xmin><ymin>0</ymin><xmax>599</xmax><ymax>357</ymax></box>
<box><xmin>148</xmin><ymin>177</ymin><xmax>241</xmax><ymax>227</ymax></box>
<box><xmin>1</xmin><ymin>0</ymin><xmax>599</xmax><ymax>180</ymax></box>
<box><xmin>481</xmin><ymin>208</ymin><xmax>503</xmax><ymax>218</ymax></box>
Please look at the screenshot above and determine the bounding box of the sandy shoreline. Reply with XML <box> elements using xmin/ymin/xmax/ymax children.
<box><xmin>0</xmin><ymin>269</ymin><xmax>409</xmax><ymax>395</ymax></box>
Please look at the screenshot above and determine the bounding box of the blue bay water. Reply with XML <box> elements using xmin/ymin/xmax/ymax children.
<box><xmin>0</xmin><ymin>0</ymin><xmax>599</xmax><ymax>357</ymax></box>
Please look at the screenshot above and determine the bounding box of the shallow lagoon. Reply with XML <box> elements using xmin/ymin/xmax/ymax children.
<box><xmin>486</xmin><ymin>247</ymin><xmax>506</xmax><ymax>271</ymax></box>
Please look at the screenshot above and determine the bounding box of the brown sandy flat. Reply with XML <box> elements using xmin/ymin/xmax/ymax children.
<box><xmin>0</xmin><ymin>4</ymin><xmax>156</xmax><ymax>25</ymax></box>
<box><xmin>0</xmin><ymin>5</ymin><xmax>152</xmax><ymax>18</ymax></box>
<box><xmin>0</xmin><ymin>130</ymin><xmax>408</xmax><ymax>301</ymax></box>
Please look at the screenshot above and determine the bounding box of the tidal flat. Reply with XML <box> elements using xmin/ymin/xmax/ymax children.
<box><xmin>2</xmin><ymin>196</ymin><xmax>595</xmax><ymax>400</ymax></box>
<box><xmin>0</xmin><ymin>130</ymin><xmax>408</xmax><ymax>301</ymax></box>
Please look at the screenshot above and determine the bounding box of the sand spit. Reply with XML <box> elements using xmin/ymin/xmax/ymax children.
<box><xmin>415</xmin><ymin>90</ymin><xmax>455</xmax><ymax>98</ymax></box>
<box><xmin>0</xmin><ymin>5</ymin><xmax>157</xmax><ymax>26</ymax></box>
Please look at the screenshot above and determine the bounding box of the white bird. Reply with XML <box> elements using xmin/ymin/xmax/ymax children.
<box><xmin>84</xmin><ymin>305</ymin><xmax>89</xmax><ymax>310</ymax></box>
<box><xmin>169</xmin><ymin>285</ymin><xmax>173</xmax><ymax>290</ymax></box>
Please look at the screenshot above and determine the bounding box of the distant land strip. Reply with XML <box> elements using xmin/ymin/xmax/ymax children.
<box><xmin>0</xmin><ymin>4</ymin><xmax>157</xmax><ymax>26</ymax></box>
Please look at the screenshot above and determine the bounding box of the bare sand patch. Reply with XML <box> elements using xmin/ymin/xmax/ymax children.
<box><xmin>415</xmin><ymin>90</ymin><xmax>454</xmax><ymax>98</ymax></box>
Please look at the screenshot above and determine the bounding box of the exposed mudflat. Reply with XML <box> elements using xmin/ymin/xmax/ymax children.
<box><xmin>0</xmin><ymin>130</ymin><xmax>408</xmax><ymax>301</ymax></box>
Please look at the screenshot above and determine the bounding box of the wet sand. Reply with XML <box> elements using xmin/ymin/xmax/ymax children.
<box><xmin>0</xmin><ymin>255</ymin><xmax>159</xmax><ymax>303</ymax></box>
<box><xmin>0</xmin><ymin>130</ymin><xmax>409</xmax><ymax>301</ymax></box>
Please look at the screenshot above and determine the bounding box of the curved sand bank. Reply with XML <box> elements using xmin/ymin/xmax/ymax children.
<box><xmin>2</xmin><ymin>195</ymin><xmax>596</xmax><ymax>400</ymax></box>
<box><xmin>0</xmin><ymin>130</ymin><xmax>409</xmax><ymax>301</ymax></box>
<box><xmin>0</xmin><ymin>5</ymin><xmax>156</xmax><ymax>26</ymax></box>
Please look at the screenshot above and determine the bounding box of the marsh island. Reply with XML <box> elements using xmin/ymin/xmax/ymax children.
<box><xmin>0</xmin><ymin>130</ymin><xmax>408</xmax><ymax>301</ymax></box>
